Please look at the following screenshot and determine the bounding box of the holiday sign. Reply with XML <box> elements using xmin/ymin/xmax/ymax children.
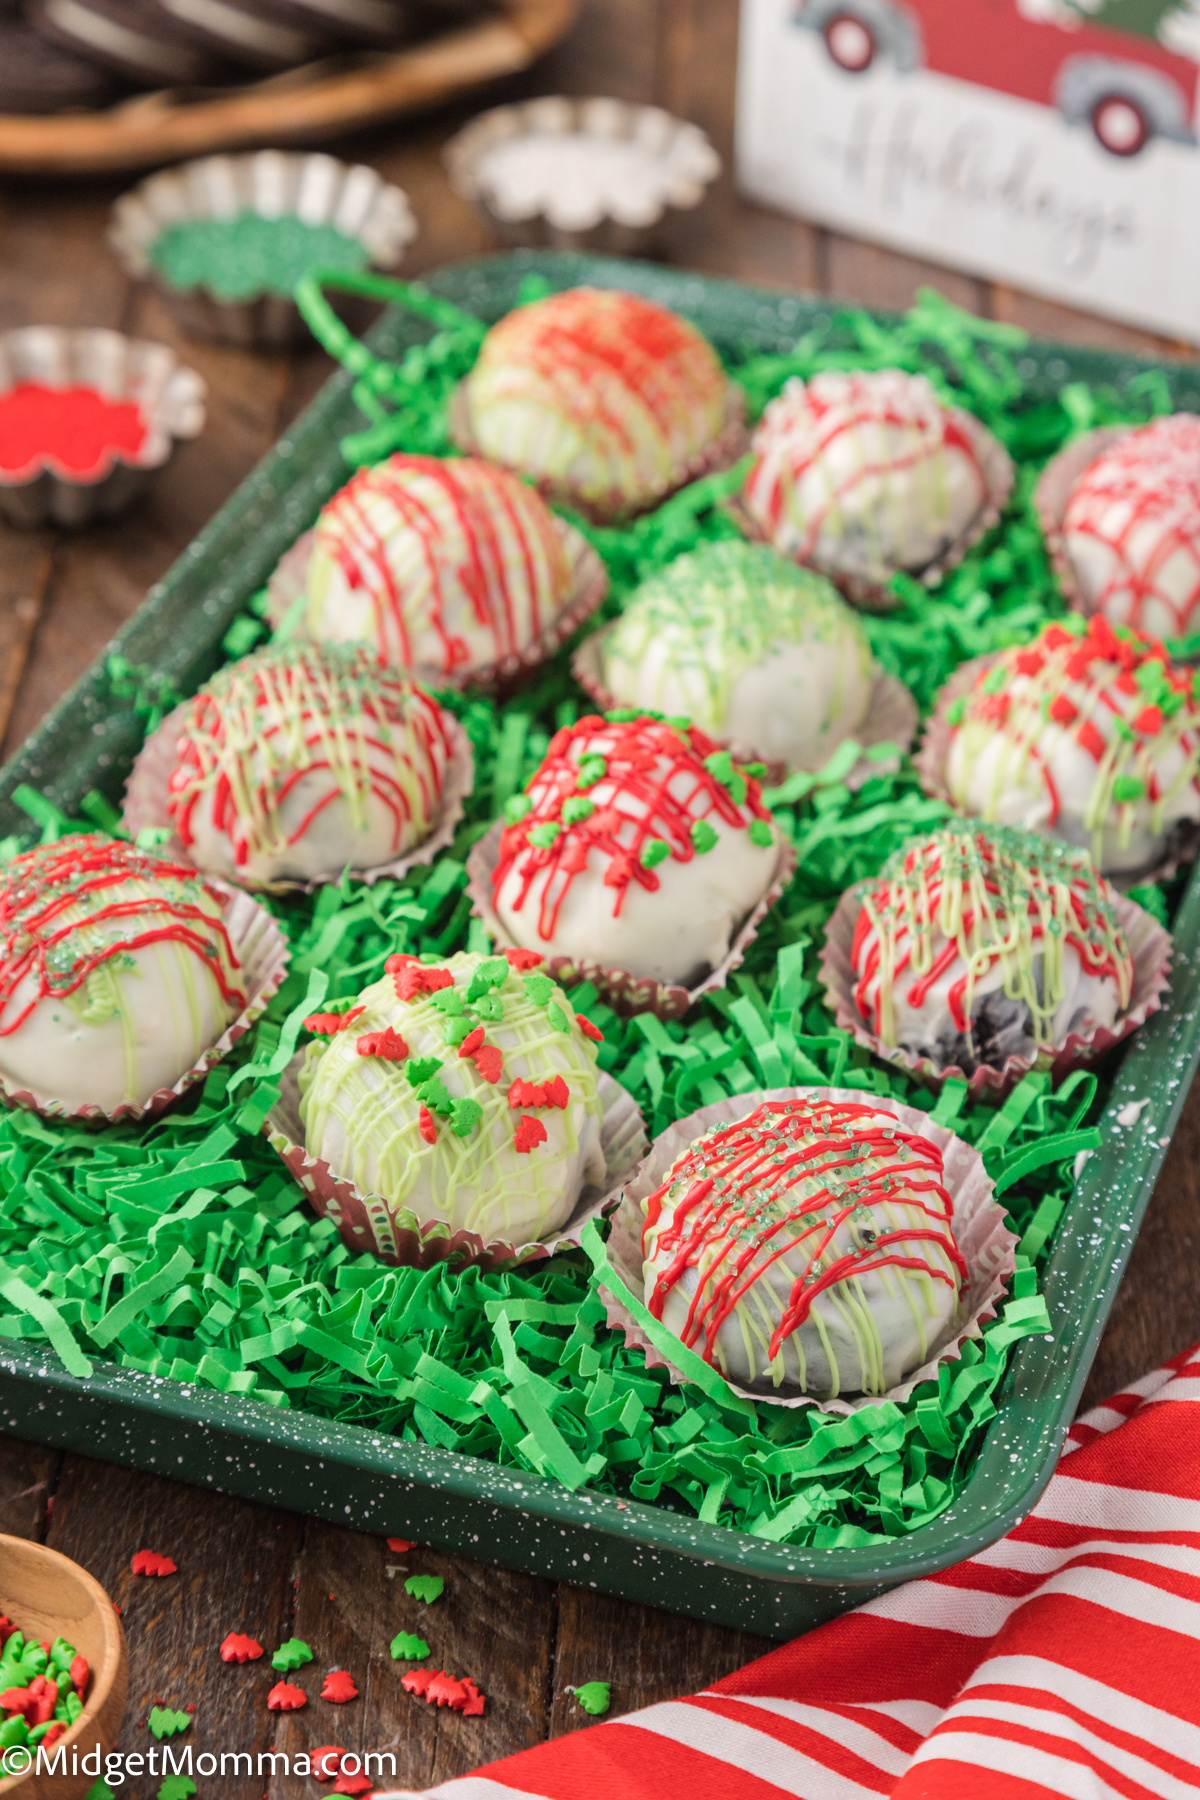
<box><xmin>736</xmin><ymin>0</ymin><xmax>1200</xmax><ymax>340</ymax></box>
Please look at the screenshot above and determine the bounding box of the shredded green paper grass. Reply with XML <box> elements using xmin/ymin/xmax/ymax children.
<box><xmin>0</xmin><ymin>279</ymin><xmax>1182</xmax><ymax>1549</ymax></box>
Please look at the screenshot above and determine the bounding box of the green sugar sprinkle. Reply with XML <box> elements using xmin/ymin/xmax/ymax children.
<box><xmin>572</xmin><ymin>1681</ymin><xmax>612</xmax><ymax>1716</ymax></box>
<box><xmin>148</xmin><ymin>1708</ymin><xmax>191</xmax><ymax>1742</ymax></box>
<box><xmin>271</xmin><ymin>1638</ymin><xmax>313</xmax><ymax>1672</ymax></box>
<box><xmin>148</xmin><ymin>214</ymin><xmax>369</xmax><ymax>304</ymax></box>
<box><xmin>8</xmin><ymin>284</ymin><xmax>1183</xmax><ymax>1554</ymax></box>
<box><xmin>390</xmin><ymin>1631</ymin><xmax>431</xmax><ymax>1660</ymax></box>
<box><xmin>405</xmin><ymin>1575</ymin><xmax>444</xmax><ymax>1605</ymax></box>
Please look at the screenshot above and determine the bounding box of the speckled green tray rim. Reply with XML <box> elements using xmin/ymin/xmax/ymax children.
<box><xmin>2</xmin><ymin>251</ymin><xmax>1200</xmax><ymax>1641</ymax></box>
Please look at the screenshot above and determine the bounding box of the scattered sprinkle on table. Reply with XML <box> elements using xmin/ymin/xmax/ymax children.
<box><xmin>571</xmin><ymin>1680</ymin><xmax>611</xmax><ymax>1716</ymax></box>
<box><xmin>148</xmin><ymin>1706</ymin><xmax>191</xmax><ymax>1740</ymax></box>
<box><xmin>157</xmin><ymin>1776</ymin><xmax>196</xmax><ymax>1800</ymax></box>
<box><xmin>266</xmin><ymin>1680</ymin><xmax>307</xmax><ymax>1711</ymax></box>
<box><xmin>320</xmin><ymin>1670</ymin><xmax>358</xmax><ymax>1703</ymax></box>
<box><xmin>389</xmin><ymin>1631</ymin><xmax>430</xmax><ymax>1660</ymax></box>
<box><xmin>131</xmin><ymin>1550</ymin><xmax>177</xmax><ymax>1577</ymax></box>
<box><xmin>401</xmin><ymin>1669</ymin><xmax>485</xmax><ymax>1714</ymax></box>
<box><xmin>404</xmin><ymin>1575</ymin><xmax>443</xmax><ymax>1606</ymax></box>
<box><xmin>309</xmin><ymin>1744</ymin><xmax>347</xmax><ymax>1780</ymax></box>
<box><xmin>219</xmin><ymin>1633</ymin><xmax>263</xmax><ymax>1662</ymax></box>
<box><xmin>271</xmin><ymin>1637</ymin><xmax>313</xmax><ymax>1672</ymax></box>
<box><xmin>386</xmin><ymin>1538</ymin><xmax>415</xmax><ymax>1553</ymax></box>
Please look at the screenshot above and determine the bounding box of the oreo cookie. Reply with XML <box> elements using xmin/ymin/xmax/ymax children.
<box><xmin>28</xmin><ymin>0</ymin><xmax>221</xmax><ymax>83</ymax></box>
<box><xmin>0</xmin><ymin>16</ymin><xmax>117</xmax><ymax>109</ymax></box>
<box><xmin>150</xmin><ymin>0</ymin><xmax>332</xmax><ymax>68</ymax></box>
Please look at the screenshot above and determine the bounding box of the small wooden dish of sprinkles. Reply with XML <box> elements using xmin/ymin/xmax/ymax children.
<box><xmin>0</xmin><ymin>327</ymin><xmax>204</xmax><ymax>529</ymax></box>
<box><xmin>0</xmin><ymin>1535</ymin><xmax>128</xmax><ymax>1799</ymax></box>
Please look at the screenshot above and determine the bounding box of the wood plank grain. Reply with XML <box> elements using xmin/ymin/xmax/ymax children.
<box><xmin>824</xmin><ymin>233</ymin><xmax>990</xmax><ymax>316</ymax></box>
<box><xmin>0</xmin><ymin>1432</ymin><xmax>60</xmax><ymax>1543</ymax></box>
<box><xmin>46</xmin><ymin>1453</ymin><xmax>302</xmax><ymax>1799</ymax></box>
<box><xmin>548</xmin><ymin>1583</ymin><xmax>772</xmax><ymax>1736</ymax></box>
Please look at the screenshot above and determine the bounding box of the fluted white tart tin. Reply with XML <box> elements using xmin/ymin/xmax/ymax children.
<box><xmin>108</xmin><ymin>150</ymin><xmax>418</xmax><ymax>349</ymax></box>
<box><xmin>0</xmin><ymin>327</ymin><xmax>205</xmax><ymax>529</ymax></box>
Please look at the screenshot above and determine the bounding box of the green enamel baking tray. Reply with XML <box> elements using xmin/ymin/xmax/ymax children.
<box><xmin>2</xmin><ymin>251</ymin><xmax>1200</xmax><ymax>1641</ymax></box>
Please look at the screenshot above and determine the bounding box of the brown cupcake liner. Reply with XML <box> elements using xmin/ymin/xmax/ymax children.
<box><xmin>818</xmin><ymin>881</ymin><xmax>1172</xmax><ymax>1103</ymax></box>
<box><xmin>464</xmin><ymin>818</ymin><xmax>797</xmax><ymax>1022</ymax></box>
<box><xmin>264</xmin><ymin>514</ymin><xmax>609</xmax><ymax>696</ymax></box>
<box><xmin>0</xmin><ymin>882</ymin><xmax>290</xmax><ymax>1127</ymax></box>
<box><xmin>595</xmin><ymin>1085</ymin><xmax>1017</xmax><ymax>1414</ymax></box>
<box><xmin>727</xmin><ymin>406</ymin><xmax>1015</xmax><ymax>615</ymax></box>
<box><xmin>570</xmin><ymin>620</ymin><xmax>918</xmax><ymax>788</ymax></box>
<box><xmin>447</xmin><ymin>378</ymin><xmax>749</xmax><ymax>527</ymax></box>
<box><xmin>266</xmin><ymin>1058</ymin><xmax>648</xmax><ymax>1271</ymax></box>
<box><xmin>1033</xmin><ymin>426</ymin><xmax>1135</xmax><ymax>620</ymax></box>
<box><xmin>121</xmin><ymin>700</ymin><xmax>475</xmax><ymax>897</ymax></box>
<box><xmin>917</xmin><ymin>648</ymin><xmax>1200</xmax><ymax>888</ymax></box>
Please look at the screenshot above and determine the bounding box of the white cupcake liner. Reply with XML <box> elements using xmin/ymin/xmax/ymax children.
<box><xmin>108</xmin><ymin>151</ymin><xmax>418</xmax><ymax>349</ymax></box>
<box><xmin>0</xmin><ymin>326</ymin><xmax>205</xmax><ymax>529</ymax></box>
<box><xmin>0</xmin><ymin>881</ymin><xmax>290</xmax><ymax>1127</ymax></box>
<box><xmin>120</xmin><ymin>699</ymin><xmax>475</xmax><ymax>896</ymax></box>
<box><xmin>1033</xmin><ymin>426</ymin><xmax>1138</xmax><ymax>620</ymax></box>
<box><xmin>818</xmin><ymin>881</ymin><xmax>1172</xmax><ymax>1103</ymax></box>
<box><xmin>443</xmin><ymin>95</ymin><xmax>721</xmax><ymax>255</ymax></box>
<box><xmin>594</xmin><ymin>1085</ymin><xmax>1017</xmax><ymax>1415</ymax></box>
<box><xmin>448</xmin><ymin>377</ymin><xmax>749</xmax><ymax>527</ymax></box>
<box><xmin>266</xmin><ymin>1057</ymin><xmax>647</xmax><ymax>1270</ymax></box>
<box><xmin>917</xmin><ymin>648</ymin><xmax>1200</xmax><ymax>887</ymax></box>
<box><xmin>727</xmin><ymin>407</ymin><xmax>1015</xmax><ymax>614</ymax></box>
<box><xmin>464</xmin><ymin>820</ymin><xmax>797</xmax><ymax>1022</ymax></box>
<box><xmin>570</xmin><ymin>622</ymin><xmax>918</xmax><ymax>788</ymax></box>
<box><xmin>264</xmin><ymin>514</ymin><xmax>609</xmax><ymax>695</ymax></box>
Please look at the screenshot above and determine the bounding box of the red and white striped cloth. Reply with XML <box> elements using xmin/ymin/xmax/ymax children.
<box><xmin>387</xmin><ymin>1343</ymin><xmax>1200</xmax><ymax>1800</ymax></box>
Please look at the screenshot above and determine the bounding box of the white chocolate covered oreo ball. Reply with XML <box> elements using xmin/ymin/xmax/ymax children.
<box><xmin>741</xmin><ymin>368</ymin><xmax>1001</xmax><ymax>590</ymax></box>
<box><xmin>303</xmin><ymin>454</ymin><xmax>577</xmax><ymax>683</ymax></box>
<box><xmin>641</xmin><ymin>1094</ymin><xmax>966</xmax><ymax>1397</ymax></box>
<box><xmin>849</xmin><ymin>822</ymin><xmax>1135</xmax><ymax>1077</ymax></box>
<box><xmin>457</xmin><ymin>286</ymin><xmax>735</xmax><ymax>521</ymax></box>
<box><xmin>0</xmin><ymin>835</ymin><xmax>246</xmax><ymax>1115</ymax></box>
<box><xmin>298</xmin><ymin>948</ymin><xmax>606</xmax><ymax>1245</ymax></box>
<box><xmin>938</xmin><ymin>615</ymin><xmax>1200</xmax><ymax>874</ymax></box>
<box><xmin>1060</xmin><ymin>415</ymin><xmax>1200</xmax><ymax>640</ymax></box>
<box><xmin>491</xmin><ymin>713</ymin><xmax>779</xmax><ymax>990</ymax></box>
<box><xmin>165</xmin><ymin>642</ymin><xmax>458</xmax><ymax>888</ymax></box>
<box><xmin>598</xmin><ymin>540</ymin><xmax>874</xmax><ymax>773</ymax></box>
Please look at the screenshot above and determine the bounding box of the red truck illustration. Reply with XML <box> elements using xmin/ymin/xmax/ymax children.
<box><xmin>794</xmin><ymin>0</ymin><xmax>1200</xmax><ymax>154</ymax></box>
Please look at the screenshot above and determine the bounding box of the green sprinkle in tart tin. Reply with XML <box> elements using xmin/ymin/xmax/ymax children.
<box><xmin>593</xmin><ymin>1086</ymin><xmax>1017</xmax><ymax>1413</ymax></box>
<box><xmin>108</xmin><ymin>150</ymin><xmax>417</xmax><ymax>349</ymax></box>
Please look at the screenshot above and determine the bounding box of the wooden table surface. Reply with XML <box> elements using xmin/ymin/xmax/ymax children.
<box><xmin>2</xmin><ymin>4</ymin><xmax>1199</xmax><ymax>1794</ymax></box>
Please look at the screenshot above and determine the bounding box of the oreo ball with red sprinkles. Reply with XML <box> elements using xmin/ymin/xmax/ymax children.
<box><xmin>489</xmin><ymin>712</ymin><xmax>780</xmax><ymax>993</ymax></box>
<box><xmin>640</xmin><ymin>1093</ymin><xmax>967</xmax><ymax>1398</ymax></box>
<box><xmin>930</xmin><ymin>613</ymin><xmax>1200</xmax><ymax>875</ymax></box>
<box><xmin>0</xmin><ymin>835</ymin><xmax>248</xmax><ymax>1117</ymax></box>
<box><xmin>159</xmin><ymin>642</ymin><xmax>463</xmax><ymax>889</ymax></box>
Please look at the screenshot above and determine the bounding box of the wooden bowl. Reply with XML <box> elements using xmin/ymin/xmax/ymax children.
<box><xmin>0</xmin><ymin>1537</ymin><xmax>128</xmax><ymax>1800</ymax></box>
<box><xmin>0</xmin><ymin>0</ymin><xmax>577</xmax><ymax>177</ymax></box>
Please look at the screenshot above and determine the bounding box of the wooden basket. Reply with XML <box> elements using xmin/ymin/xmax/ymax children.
<box><xmin>0</xmin><ymin>0</ymin><xmax>576</xmax><ymax>176</ymax></box>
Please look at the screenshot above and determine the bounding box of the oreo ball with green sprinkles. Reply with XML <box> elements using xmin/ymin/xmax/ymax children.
<box><xmin>920</xmin><ymin>612</ymin><xmax>1200</xmax><ymax>877</ymax></box>
<box><xmin>474</xmin><ymin>712</ymin><xmax>788</xmax><ymax>1012</ymax></box>
<box><xmin>292</xmin><ymin>949</ymin><xmax>610</xmax><ymax>1255</ymax></box>
<box><xmin>584</xmin><ymin>539</ymin><xmax>902</xmax><ymax>776</ymax></box>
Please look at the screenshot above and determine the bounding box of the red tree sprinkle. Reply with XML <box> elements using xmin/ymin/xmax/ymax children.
<box><xmin>472</xmin><ymin>1044</ymin><xmax>503</xmax><ymax>1084</ymax></box>
<box><xmin>458</xmin><ymin>1026</ymin><xmax>484</xmax><ymax>1058</ymax></box>
<box><xmin>355</xmin><ymin>1026</ymin><xmax>409</xmax><ymax>1061</ymax></box>
<box><xmin>131</xmin><ymin>1551</ymin><xmax>178</xmax><ymax>1577</ymax></box>
<box><xmin>575</xmin><ymin>1013</ymin><xmax>604</xmax><ymax>1042</ymax></box>
<box><xmin>387</xmin><ymin>954</ymin><xmax>454</xmax><ymax>1001</ymax></box>
<box><xmin>503</xmin><ymin>947</ymin><xmax>544</xmax><ymax>970</ymax></box>
<box><xmin>305</xmin><ymin>1007</ymin><xmax>364</xmax><ymax>1035</ymax></box>
<box><xmin>418</xmin><ymin>1104</ymin><xmax>437</xmax><ymax>1145</ymax></box>
<box><xmin>320</xmin><ymin>1671</ymin><xmax>359</xmax><ymax>1704</ymax></box>
<box><xmin>267</xmin><ymin>1681</ymin><xmax>307</xmax><ymax>1711</ymax></box>
<box><xmin>309</xmin><ymin>1745</ymin><xmax>347</xmax><ymax>1780</ymax></box>
<box><xmin>69</xmin><ymin>1654</ymin><xmax>89</xmax><ymax>1698</ymax></box>
<box><xmin>507</xmin><ymin>1074</ymin><xmax>568</xmax><ymax>1110</ymax></box>
<box><xmin>402</xmin><ymin>1669</ymin><xmax>485</xmax><ymax>1714</ymax></box>
<box><xmin>220</xmin><ymin>1634</ymin><xmax>263</xmax><ymax>1663</ymax></box>
<box><xmin>386</xmin><ymin>1538</ymin><xmax>415</xmax><ymax>1553</ymax></box>
<box><xmin>513</xmin><ymin>1115</ymin><xmax>548</xmax><ymax>1153</ymax></box>
<box><xmin>332</xmin><ymin>1773</ymin><xmax>373</xmax><ymax>1797</ymax></box>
